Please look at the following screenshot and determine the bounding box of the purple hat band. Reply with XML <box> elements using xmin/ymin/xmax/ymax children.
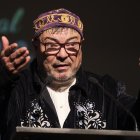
<box><xmin>33</xmin><ymin>9</ymin><xmax>83</xmax><ymax>38</ymax></box>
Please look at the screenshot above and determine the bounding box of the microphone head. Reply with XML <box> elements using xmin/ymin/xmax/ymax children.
<box><xmin>88</xmin><ymin>77</ymin><xmax>99</xmax><ymax>85</ymax></box>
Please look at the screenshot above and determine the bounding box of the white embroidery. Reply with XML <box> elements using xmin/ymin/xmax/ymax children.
<box><xmin>20</xmin><ymin>99</ymin><xmax>106</xmax><ymax>129</ymax></box>
<box><xmin>20</xmin><ymin>99</ymin><xmax>51</xmax><ymax>128</ymax></box>
<box><xmin>75</xmin><ymin>100</ymin><xmax>106</xmax><ymax>129</ymax></box>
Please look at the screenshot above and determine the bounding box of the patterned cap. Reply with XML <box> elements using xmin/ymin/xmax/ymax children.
<box><xmin>33</xmin><ymin>8</ymin><xmax>83</xmax><ymax>38</ymax></box>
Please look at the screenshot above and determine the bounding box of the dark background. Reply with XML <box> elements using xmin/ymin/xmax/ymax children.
<box><xmin>0</xmin><ymin>0</ymin><xmax>140</xmax><ymax>96</ymax></box>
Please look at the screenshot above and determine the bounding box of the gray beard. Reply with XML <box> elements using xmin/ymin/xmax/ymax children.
<box><xmin>47</xmin><ymin>71</ymin><xmax>77</xmax><ymax>92</ymax></box>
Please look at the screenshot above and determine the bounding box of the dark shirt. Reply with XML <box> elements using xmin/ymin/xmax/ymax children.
<box><xmin>0</xmin><ymin>59</ymin><xmax>139</xmax><ymax>140</ymax></box>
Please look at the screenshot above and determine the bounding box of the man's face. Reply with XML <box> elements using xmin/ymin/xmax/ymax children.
<box><xmin>37</xmin><ymin>28</ymin><xmax>82</xmax><ymax>83</ymax></box>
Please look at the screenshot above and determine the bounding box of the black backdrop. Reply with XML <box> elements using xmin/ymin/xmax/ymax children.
<box><xmin>0</xmin><ymin>0</ymin><xmax>140</xmax><ymax>96</ymax></box>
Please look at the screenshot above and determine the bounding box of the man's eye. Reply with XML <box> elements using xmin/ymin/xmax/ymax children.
<box><xmin>70</xmin><ymin>42</ymin><xmax>76</xmax><ymax>46</ymax></box>
<box><xmin>45</xmin><ymin>43</ymin><xmax>58</xmax><ymax>48</ymax></box>
<box><xmin>67</xmin><ymin>42</ymin><xmax>78</xmax><ymax>46</ymax></box>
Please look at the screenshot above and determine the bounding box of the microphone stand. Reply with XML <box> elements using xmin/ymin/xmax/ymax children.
<box><xmin>89</xmin><ymin>77</ymin><xmax>138</xmax><ymax>131</ymax></box>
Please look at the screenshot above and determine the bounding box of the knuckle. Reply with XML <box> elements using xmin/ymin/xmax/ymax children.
<box><xmin>9</xmin><ymin>54</ymin><xmax>15</xmax><ymax>61</ymax></box>
<box><xmin>2</xmin><ymin>57</ymin><xmax>8</xmax><ymax>63</ymax></box>
<box><xmin>1</xmin><ymin>56</ymin><xmax>6</xmax><ymax>61</ymax></box>
<box><xmin>17</xmin><ymin>49</ymin><xmax>23</xmax><ymax>56</ymax></box>
<box><xmin>10</xmin><ymin>53</ymin><xmax>14</xmax><ymax>59</ymax></box>
<box><xmin>5</xmin><ymin>62</ymin><xmax>12</xmax><ymax>69</ymax></box>
<box><xmin>20</xmin><ymin>56</ymin><xmax>25</xmax><ymax>61</ymax></box>
<box><xmin>14</xmin><ymin>59</ymin><xmax>18</xmax><ymax>65</ymax></box>
<box><xmin>18</xmin><ymin>56</ymin><xmax>26</xmax><ymax>63</ymax></box>
<box><xmin>9</xmin><ymin>67</ymin><xmax>15</xmax><ymax>71</ymax></box>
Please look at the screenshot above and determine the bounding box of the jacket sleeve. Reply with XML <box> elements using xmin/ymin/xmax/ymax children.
<box><xmin>0</xmin><ymin>62</ymin><xmax>19</xmax><ymax>133</ymax></box>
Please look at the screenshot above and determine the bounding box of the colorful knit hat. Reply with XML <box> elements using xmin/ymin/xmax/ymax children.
<box><xmin>33</xmin><ymin>8</ymin><xmax>83</xmax><ymax>38</ymax></box>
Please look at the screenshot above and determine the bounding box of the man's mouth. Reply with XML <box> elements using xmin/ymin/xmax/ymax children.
<box><xmin>53</xmin><ymin>64</ymin><xmax>70</xmax><ymax>71</ymax></box>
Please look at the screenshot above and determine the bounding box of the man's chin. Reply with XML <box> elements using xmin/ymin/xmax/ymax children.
<box><xmin>54</xmin><ymin>72</ymin><xmax>69</xmax><ymax>80</ymax></box>
<box><xmin>53</xmin><ymin>74</ymin><xmax>75</xmax><ymax>83</ymax></box>
<box><xmin>54</xmin><ymin>76</ymin><xmax>70</xmax><ymax>83</ymax></box>
<box><xmin>48</xmin><ymin>71</ymin><xmax>76</xmax><ymax>84</ymax></box>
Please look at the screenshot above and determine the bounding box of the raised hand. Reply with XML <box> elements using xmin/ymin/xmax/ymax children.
<box><xmin>0</xmin><ymin>36</ymin><xmax>31</xmax><ymax>74</ymax></box>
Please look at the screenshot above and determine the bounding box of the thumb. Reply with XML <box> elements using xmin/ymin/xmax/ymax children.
<box><xmin>1</xmin><ymin>36</ymin><xmax>9</xmax><ymax>50</ymax></box>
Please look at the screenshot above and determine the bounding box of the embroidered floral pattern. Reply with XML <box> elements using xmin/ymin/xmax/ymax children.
<box><xmin>20</xmin><ymin>99</ymin><xmax>106</xmax><ymax>129</ymax></box>
<box><xmin>20</xmin><ymin>99</ymin><xmax>51</xmax><ymax>128</ymax></box>
<box><xmin>75</xmin><ymin>100</ymin><xmax>106</xmax><ymax>129</ymax></box>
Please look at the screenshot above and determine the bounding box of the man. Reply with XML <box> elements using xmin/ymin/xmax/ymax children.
<box><xmin>0</xmin><ymin>8</ymin><xmax>140</xmax><ymax>140</ymax></box>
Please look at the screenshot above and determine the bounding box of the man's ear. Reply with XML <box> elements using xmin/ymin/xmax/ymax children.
<box><xmin>31</xmin><ymin>38</ymin><xmax>40</xmax><ymax>47</ymax></box>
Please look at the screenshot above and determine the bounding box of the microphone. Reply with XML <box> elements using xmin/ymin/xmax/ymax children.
<box><xmin>89</xmin><ymin>77</ymin><xmax>138</xmax><ymax>131</ymax></box>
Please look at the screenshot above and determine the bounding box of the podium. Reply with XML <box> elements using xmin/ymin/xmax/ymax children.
<box><xmin>13</xmin><ymin>127</ymin><xmax>140</xmax><ymax>140</ymax></box>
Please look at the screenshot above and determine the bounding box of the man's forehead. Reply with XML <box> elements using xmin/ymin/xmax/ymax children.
<box><xmin>40</xmin><ymin>28</ymin><xmax>81</xmax><ymax>40</ymax></box>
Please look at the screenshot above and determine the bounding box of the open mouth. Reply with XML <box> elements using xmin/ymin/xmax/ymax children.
<box><xmin>53</xmin><ymin>64</ymin><xmax>70</xmax><ymax>71</ymax></box>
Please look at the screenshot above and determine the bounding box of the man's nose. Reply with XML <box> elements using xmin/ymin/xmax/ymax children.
<box><xmin>56</xmin><ymin>47</ymin><xmax>69</xmax><ymax>59</ymax></box>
